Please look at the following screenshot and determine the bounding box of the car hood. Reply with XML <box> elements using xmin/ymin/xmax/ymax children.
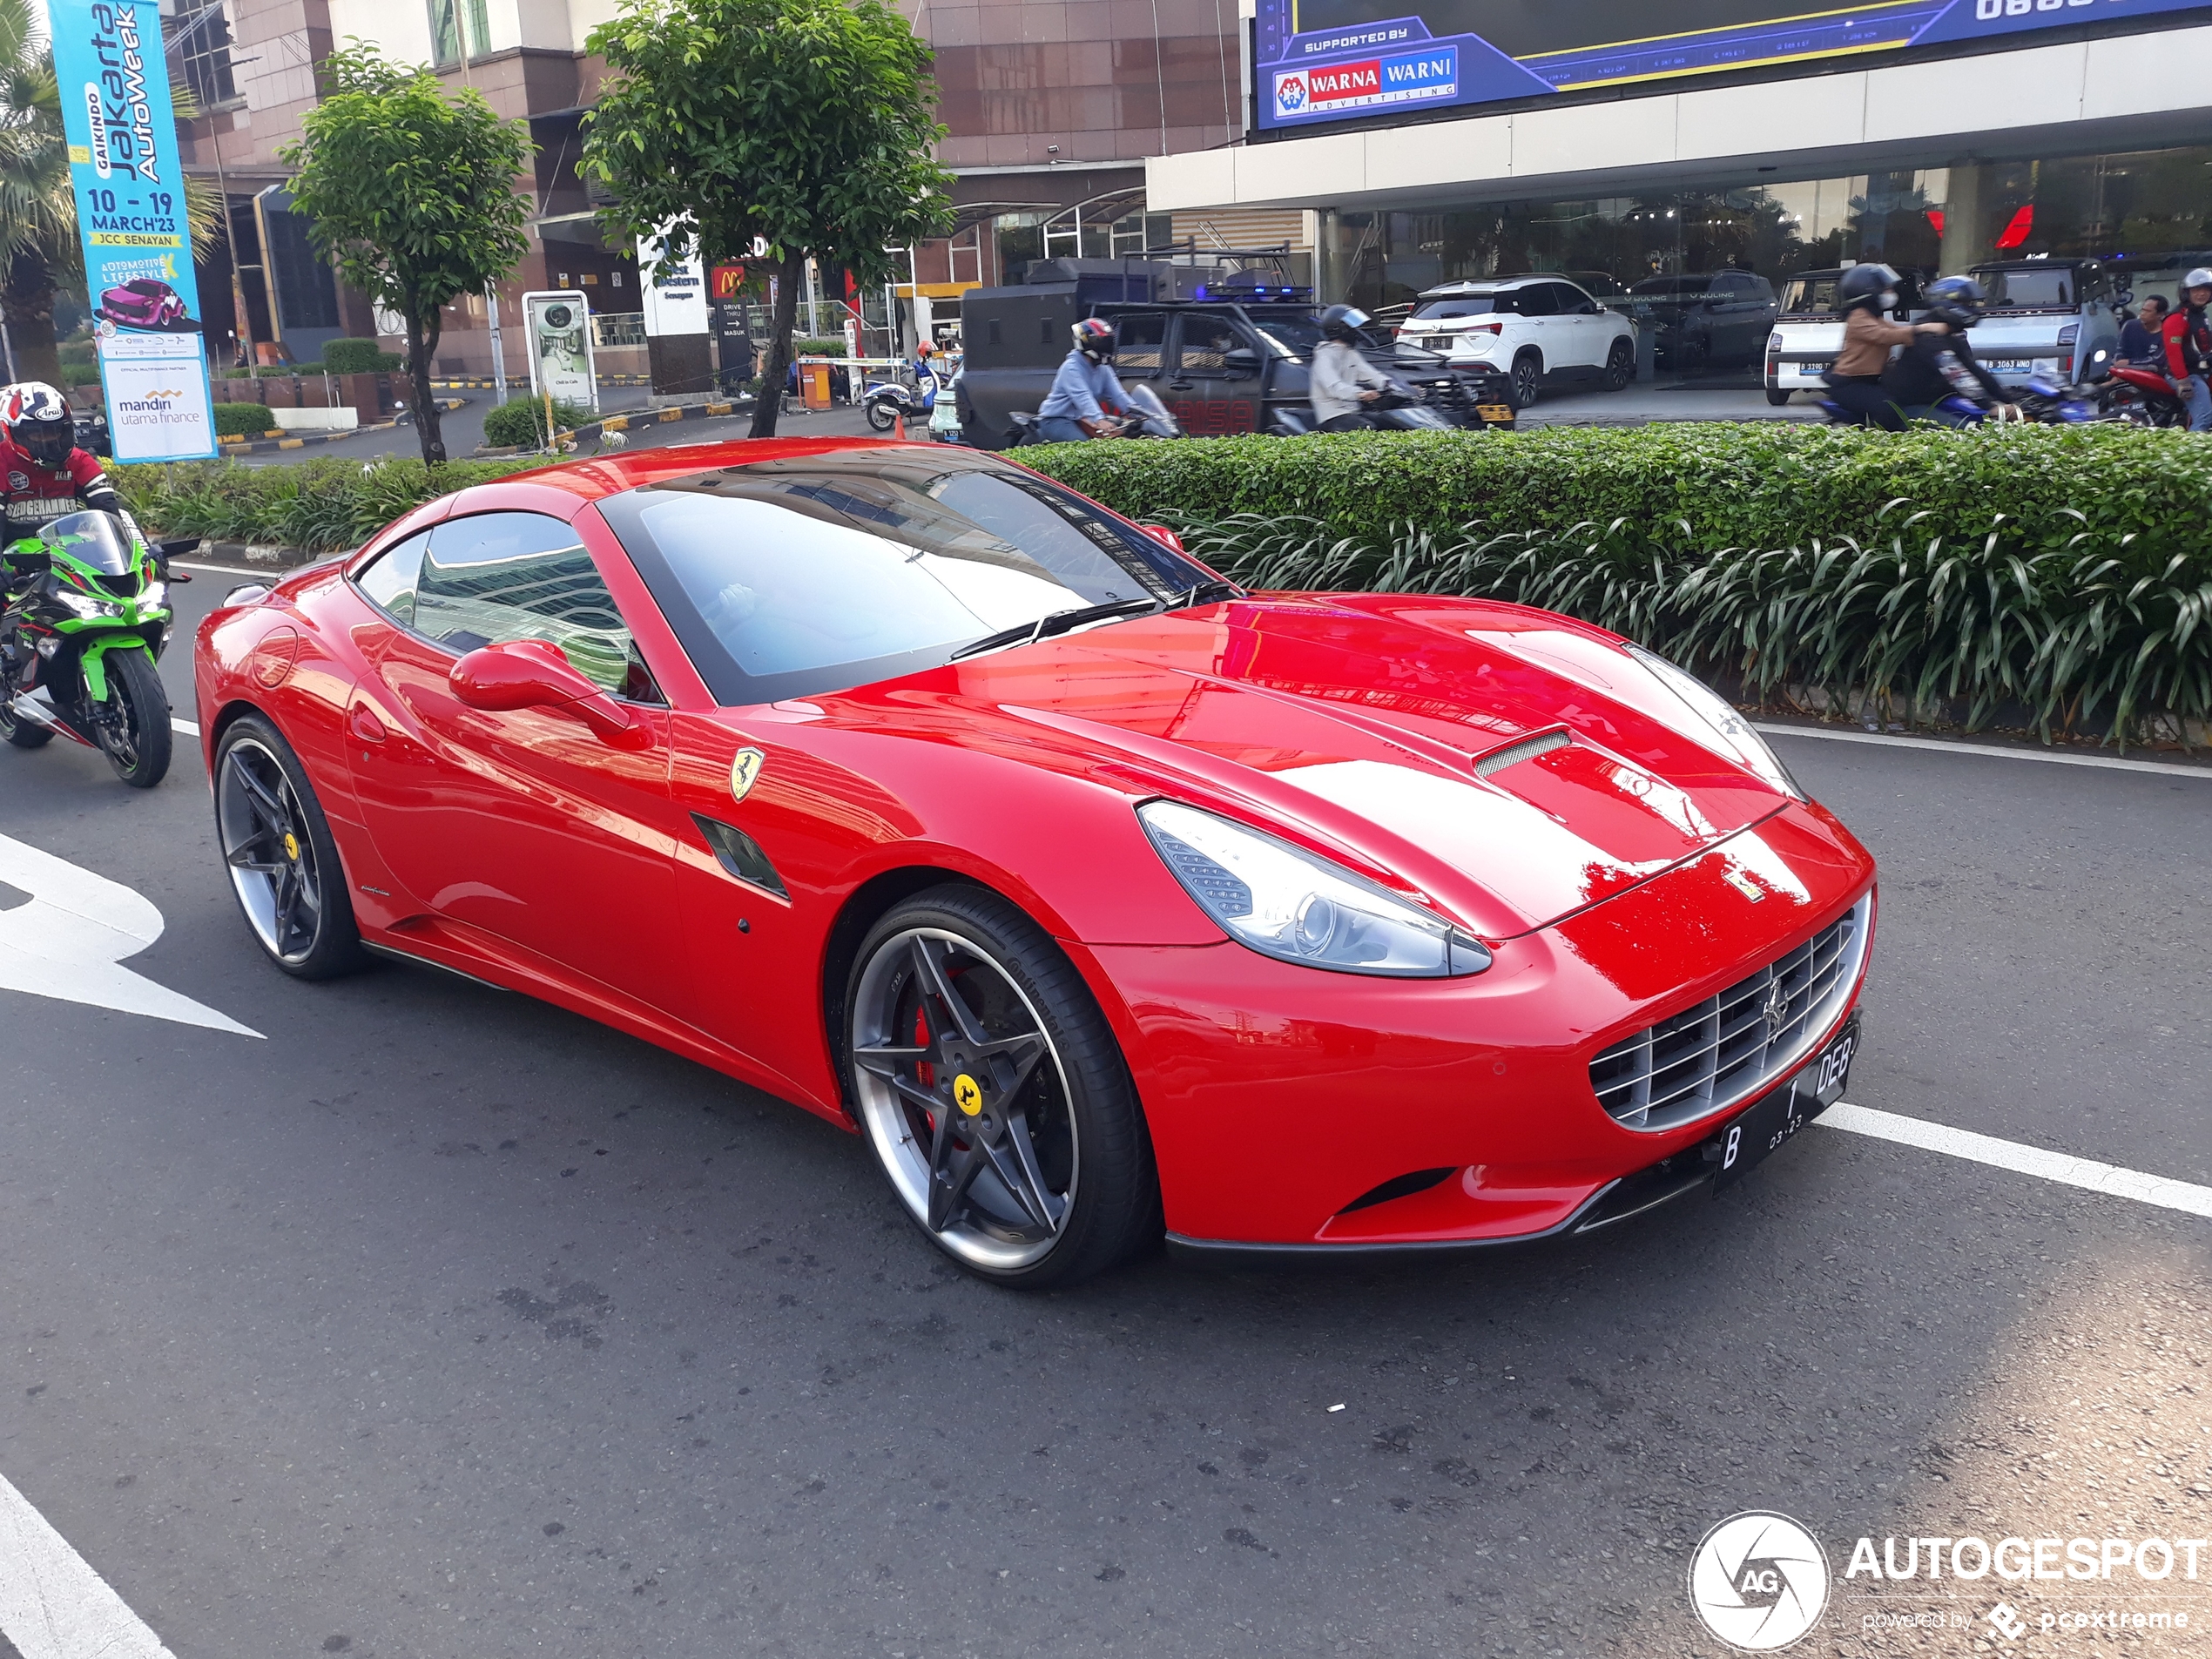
<box><xmin>827</xmin><ymin>594</ymin><xmax>1795</xmax><ymax>939</ymax></box>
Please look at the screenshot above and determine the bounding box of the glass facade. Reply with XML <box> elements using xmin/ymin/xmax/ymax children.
<box><xmin>1330</xmin><ymin>143</ymin><xmax>2212</xmax><ymax>385</ymax></box>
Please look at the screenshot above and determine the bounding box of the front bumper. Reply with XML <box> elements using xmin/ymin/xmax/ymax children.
<box><xmin>1076</xmin><ymin>799</ymin><xmax>1876</xmax><ymax>1251</ymax></box>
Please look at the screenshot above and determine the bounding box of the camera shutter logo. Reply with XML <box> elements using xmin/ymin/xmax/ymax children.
<box><xmin>1688</xmin><ymin>1512</ymin><xmax>1831</xmax><ymax>1651</ymax></box>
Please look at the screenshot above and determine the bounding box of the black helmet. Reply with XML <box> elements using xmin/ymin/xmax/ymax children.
<box><xmin>1836</xmin><ymin>263</ymin><xmax>1899</xmax><ymax>315</ymax></box>
<box><xmin>1923</xmin><ymin>276</ymin><xmax>1986</xmax><ymax>329</ymax></box>
<box><xmin>1320</xmin><ymin>303</ymin><xmax>1369</xmax><ymax>343</ymax></box>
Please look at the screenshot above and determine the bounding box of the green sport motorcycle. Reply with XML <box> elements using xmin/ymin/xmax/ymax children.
<box><xmin>0</xmin><ymin>509</ymin><xmax>196</xmax><ymax>788</ymax></box>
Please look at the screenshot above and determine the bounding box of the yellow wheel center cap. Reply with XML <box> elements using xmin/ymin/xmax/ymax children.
<box><xmin>953</xmin><ymin>1074</ymin><xmax>983</xmax><ymax>1117</ymax></box>
<box><xmin>282</xmin><ymin>832</ymin><xmax>300</xmax><ymax>860</ymax></box>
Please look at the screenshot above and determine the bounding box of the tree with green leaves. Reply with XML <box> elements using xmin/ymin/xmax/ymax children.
<box><xmin>581</xmin><ymin>0</ymin><xmax>954</xmax><ymax>438</ymax></box>
<box><xmin>280</xmin><ymin>43</ymin><xmax>531</xmax><ymax>465</ymax></box>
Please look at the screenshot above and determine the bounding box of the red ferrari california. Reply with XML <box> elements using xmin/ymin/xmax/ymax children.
<box><xmin>196</xmin><ymin>439</ymin><xmax>1875</xmax><ymax>1287</ymax></box>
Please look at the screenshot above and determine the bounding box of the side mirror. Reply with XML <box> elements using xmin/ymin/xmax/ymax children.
<box><xmin>1221</xmin><ymin>347</ymin><xmax>1260</xmax><ymax>374</ymax></box>
<box><xmin>1139</xmin><ymin>523</ymin><xmax>1184</xmax><ymax>553</ymax></box>
<box><xmin>2116</xmin><ymin>289</ymin><xmax>2134</xmax><ymax>306</ymax></box>
<box><xmin>450</xmin><ymin>638</ymin><xmax>645</xmax><ymax>748</ymax></box>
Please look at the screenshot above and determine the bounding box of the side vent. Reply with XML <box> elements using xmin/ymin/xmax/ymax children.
<box><xmin>1475</xmin><ymin>728</ymin><xmax>1571</xmax><ymax>779</ymax></box>
<box><xmin>691</xmin><ymin>813</ymin><xmax>788</xmax><ymax>900</ymax></box>
<box><xmin>1339</xmin><ymin>1167</ymin><xmax>1456</xmax><ymax>1214</ymax></box>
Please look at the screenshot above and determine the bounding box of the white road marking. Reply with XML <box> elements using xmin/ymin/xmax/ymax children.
<box><xmin>169</xmin><ymin>718</ymin><xmax>198</xmax><ymax>738</ymax></box>
<box><xmin>0</xmin><ymin>833</ymin><xmax>261</xmax><ymax>1039</ymax></box>
<box><xmin>171</xmin><ymin>561</ymin><xmax>275</xmax><ymax>577</ymax></box>
<box><xmin>1757</xmin><ymin>723</ymin><xmax>2212</xmax><ymax>779</ymax></box>
<box><xmin>1819</xmin><ymin>1102</ymin><xmax>2212</xmax><ymax>1220</ymax></box>
<box><xmin>0</xmin><ymin>1468</ymin><xmax>178</xmax><ymax>1659</ymax></box>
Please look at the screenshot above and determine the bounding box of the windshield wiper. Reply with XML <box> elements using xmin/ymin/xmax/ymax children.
<box><xmin>949</xmin><ymin>582</ymin><xmax>1246</xmax><ymax>662</ymax></box>
<box><xmin>950</xmin><ymin>597</ymin><xmax>1163</xmax><ymax>661</ymax></box>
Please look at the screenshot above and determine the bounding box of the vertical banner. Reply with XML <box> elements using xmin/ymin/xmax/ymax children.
<box><xmin>519</xmin><ymin>292</ymin><xmax>598</xmax><ymax>413</ymax></box>
<box><xmin>51</xmin><ymin>1</ymin><xmax>217</xmax><ymax>462</ymax></box>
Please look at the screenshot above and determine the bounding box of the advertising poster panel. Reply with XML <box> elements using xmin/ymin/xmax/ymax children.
<box><xmin>51</xmin><ymin>0</ymin><xmax>217</xmax><ymax>462</ymax></box>
<box><xmin>1256</xmin><ymin>0</ymin><xmax>2212</xmax><ymax>132</ymax></box>
<box><xmin>521</xmin><ymin>291</ymin><xmax>599</xmax><ymax>414</ymax></box>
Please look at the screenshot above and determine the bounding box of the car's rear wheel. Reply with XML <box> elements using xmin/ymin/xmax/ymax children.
<box><xmin>214</xmin><ymin>713</ymin><xmax>367</xmax><ymax>980</ymax></box>
<box><xmin>845</xmin><ymin>885</ymin><xmax>1157</xmax><ymax>1288</ymax></box>
<box><xmin>1602</xmin><ymin>338</ymin><xmax>1635</xmax><ymax>392</ymax></box>
<box><xmin>1766</xmin><ymin>388</ymin><xmax>1792</xmax><ymax>407</ymax></box>
<box><xmin>1510</xmin><ymin>350</ymin><xmax>1543</xmax><ymax>409</ymax></box>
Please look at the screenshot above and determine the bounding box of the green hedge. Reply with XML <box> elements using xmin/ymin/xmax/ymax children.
<box><xmin>212</xmin><ymin>403</ymin><xmax>277</xmax><ymax>438</ymax></box>
<box><xmin>792</xmin><ymin>336</ymin><xmax>846</xmax><ymax>358</ymax></box>
<box><xmin>1021</xmin><ymin>425</ymin><xmax>2212</xmax><ymax>583</ymax></box>
<box><xmin>118</xmin><ymin>456</ymin><xmax>544</xmax><ymax>551</ymax></box>
<box><xmin>324</xmin><ymin>338</ymin><xmax>406</xmax><ymax>374</ymax></box>
<box><xmin>481</xmin><ymin>395</ymin><xmax>597</xmax><ymax>448</ymax></box>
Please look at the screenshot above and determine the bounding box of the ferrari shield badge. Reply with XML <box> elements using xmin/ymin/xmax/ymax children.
<box><xmin>729</xmin><ymin>747</ymin><xmax>765</xmax><ymax>803</ymax></box>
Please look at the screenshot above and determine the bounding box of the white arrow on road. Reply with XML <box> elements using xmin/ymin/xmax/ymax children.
<box><xmin>0</xmin><ymin>832</ymin><xmax>261</xmax><ymax>1038</ymax></box>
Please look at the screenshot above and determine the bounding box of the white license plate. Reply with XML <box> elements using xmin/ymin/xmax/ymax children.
<box><xmin>1984</xmin><ymin>359</ymin><xmax>2032</xmax><ymax>372</ymax></box>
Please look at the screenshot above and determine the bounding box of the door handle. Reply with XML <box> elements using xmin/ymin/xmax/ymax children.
<box><xmin>1167</xmin><ymin>380</ymin><xmax>1194</xmax><ymax>390</ymax></box>
<box><xmin>347</xmin><ymin>704</ymin><xmax>387</xmax><ymax>744</ymax></box>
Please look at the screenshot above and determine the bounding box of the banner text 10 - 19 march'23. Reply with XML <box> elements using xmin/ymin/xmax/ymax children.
<box><xmin>54</xmin><ymin>1</ymin><xmax>217</xmax><ymax>462</ymax></box>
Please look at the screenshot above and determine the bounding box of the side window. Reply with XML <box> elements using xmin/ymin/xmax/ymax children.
<box><xmin>415</xmin><ymin>511</ymin><xmax>661</xmax><ymax>701</ymax></box>
<box><xmin>1559</xmin><ymin>284</ymin><xmax>1599</xmax><ymax>314</ymax></box>
<box><xmin>1514</xmin><ymin>285</ymin><xmax>1557</xmax><ymax>317</ymax></box>
<box><xmin>353</xmin><ymin>529</ymin><xmax>429</xmax><ymax>626</ymax></box>
<box><xmin>1113</xmin><ymin>314</ymin><xmax>1168</xmax><ymax>371</ymax></box>
<box><xmin>1174</xmin><ymin>310</ymin><xmax>1251</xmax><ymax>372</ymax></box>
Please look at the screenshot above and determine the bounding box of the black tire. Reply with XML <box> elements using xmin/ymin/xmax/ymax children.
<box><xmin>95</xmin><ymin>647</ymin><xmax>172</xmax><ymax>787</ymax></box>
<box><xmin>212</xmin><ymin>712</ymin><xmax>368</xmax><ymax>979</ymax></box>
<box><xmin>1766</xmin><ymin>388</ymin><xmax>1792</xmax><ymax>407</ymax></box>
<box><xmin>866</xmin><ymin>400</ymin><xmax>899</xmax><ymax>433</ymax></box>
<box><xmin>1510</xmin><ymin>350</ymin><xmax>1542</xmax><ymax>410</ymax></box>
<box><xmin>1603</xmin><ymin>339</ymin><xmax>1635</xmax><ymax>392</ymax></box>
<box><xmin>0</xmin><ymin>692</ymin><xmax>52</xmax><ymax>748</ymax></box>
<box><xmin>843</xmin><ymin>883</ymin><xmax>1157</xmax><ymax>1289</ymax></box>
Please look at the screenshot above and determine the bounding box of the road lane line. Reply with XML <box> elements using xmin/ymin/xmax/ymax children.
<box><xmin>1757</xmin><ymin>723</ymin><xmax>2212</xmax><ymax>779</ymax></box>
<box><xmin>172</xmin><ymin>561</ymin><xmax>281</xmax><ymax>577</ymax></box>
<box><xmin>0</xmin><ymin>1470</ymin><xmax>178</xmax><ymax>1659</ymax></box>
<box><xmin>169</xmin><ymin>718</ymin><xmax>198</xmax><ymax>738</ymax></box>
<box><xmin>1819</xmin><ymin>1103</ymin><xmax>2212</xmax><ymax>1219</ymax></box>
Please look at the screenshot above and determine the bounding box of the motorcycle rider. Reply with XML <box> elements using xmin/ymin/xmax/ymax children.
<box><xmin>2160</xmin><ymin>267</ymin><xmax>2212</xmax><ymax>433</ymax></box>
<box><xmin>1035</xmin><ymin>319</ymin><xmax>1130</xmax><ymax>442</ymax></box>
<box><xmin>1821</xmin><ymin>263</ymin><xmax>1944</xmax><ymax>430</ymax></box>
<box><xmin>0</xmin><ymin>382</ymin><xmax>125</xmax><ymax>604</ymax></box>
<box><xmin>1311</xmin><ymin>304</ymin><xmax>1393</xmax><ymax>433</ymax></box>
<box><xmin>1878</xmin><ymin>277</ymin><xmax>2021</xmax><ymax>426</ymax></box>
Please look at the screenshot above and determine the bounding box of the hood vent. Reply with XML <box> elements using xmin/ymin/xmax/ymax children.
<box><xmin>1474</xmin><ymin>729</ymin><xmax>1570</xmax><ymax>779</ymax></box>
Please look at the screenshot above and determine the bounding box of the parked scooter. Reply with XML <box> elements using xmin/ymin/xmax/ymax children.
<box><xmin>864</xmin><ymin>376</ymin><xmax>934</xmax><ymax>433</ymax></box>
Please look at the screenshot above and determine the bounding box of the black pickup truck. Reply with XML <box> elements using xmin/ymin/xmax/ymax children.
<box><xmin>956</xmin><ymin>285</ymin><xmax>1515</xmax><ymax>448</ymax></box>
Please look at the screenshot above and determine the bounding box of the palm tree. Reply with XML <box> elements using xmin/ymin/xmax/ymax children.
<box><xmin>0</xmin><ymin>0</ymin><xmax>221</xmax><ymax>386</ymax></box>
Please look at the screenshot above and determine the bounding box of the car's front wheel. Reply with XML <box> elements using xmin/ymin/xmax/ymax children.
<box><xmin>845</xmin><ymin>884</ymin><xmax>1157</xmax><ymax>1288</ymax></box>
<box><xmin>1602</xmin><ymin>338</ymin><xmax>1635</xmax><ymax>392</ymax></box>
<box><xmin>214</xmin><ymin>713</ymin><xmax>367</xmax><ymax>979</ymax></box>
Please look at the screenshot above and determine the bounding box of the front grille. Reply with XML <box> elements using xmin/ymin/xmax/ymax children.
<box><xmin>1589</xmin><ymin>895</ymin><xmax>1870</xmax><ymax>1132</ymax></box>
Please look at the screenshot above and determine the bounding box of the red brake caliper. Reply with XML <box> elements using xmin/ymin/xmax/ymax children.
<box><xmin>913</xmin><ymin>1005</ymin><xmax>935</xmax><ymax>1131</ymax></box>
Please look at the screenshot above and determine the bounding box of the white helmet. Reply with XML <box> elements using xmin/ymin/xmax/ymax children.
<box><xmin>2185</xmin><ymin>266</ymin><xmax>2212</xmax><ymax>293</ymax></box>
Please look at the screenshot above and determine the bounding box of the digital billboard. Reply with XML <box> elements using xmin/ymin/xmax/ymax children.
<box><xmin>1255</xmin><ymin>0</ymin><xmax>2212</xmax><ymax>132</ymax></box>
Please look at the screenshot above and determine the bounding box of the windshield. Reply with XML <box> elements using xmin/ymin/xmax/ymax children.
<box><xmin>595</xmin><ymin>449</ymin><xmax>1213</xmax><ymax>705</ymax></box>
<box><xmin>39</xmin><ymin>509</ymin><xmax>132</xmax><ymax>575</ymax></box>
<box><xmin>1780</xmin><ymin>275</ymin><xmax>1840</xmax><ymax>314</ymax></box>
<box><xmin>1250</xmin><ymin>315</ymin><xmax>1325</xmax><ymax>358</ymax></box>
<box><xmin>1410</xmin><ymin>294</ymin><xmax>1499</xmax><ymax>320</ymax></box>
<box><xmin>1973</xmin><ymin>267</ymin><xmax>2089</xmax><ymax>309</ymax></box>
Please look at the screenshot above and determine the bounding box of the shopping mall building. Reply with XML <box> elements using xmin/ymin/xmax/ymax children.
<box><xmin>1150</xmin><ymin>0</ymin><xmax>2212</xmax><ymax>382</ymax></box>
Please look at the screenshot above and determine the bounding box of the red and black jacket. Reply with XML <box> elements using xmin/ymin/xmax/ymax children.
<box><xmin>0</xmin><ymin>440</ymin><xmax>120</xmax><ymax>542</ymax></box>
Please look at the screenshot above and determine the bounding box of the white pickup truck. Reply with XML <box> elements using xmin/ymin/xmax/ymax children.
<box><xmin>1762</xmin><ymin>269</ymin><xmax>1926</xmax><ymax>406</ymax></box>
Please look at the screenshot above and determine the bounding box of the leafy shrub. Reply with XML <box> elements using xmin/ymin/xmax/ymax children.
<box><xmin>252</xmin><ymin>362</ymin><xmax>326</xmax><ymax>377</ymax></box>
<box><xmin>1022</xmin><ymin>424</ymin><xmax>2212</xmax><ymax>583</ymax></box>
<box><xmin>481</xmin><ymin>395</ymin><xmax>598</xmax><ymax>448</ymax></box>
<box><xmin>212</xmin><ymin>403</ymin><xmax>278</xmax><ymax>438</ymax></box>
<box><xmin>325</xmin><ymin>338</ymin><xmax>406</xmax><ymax>374</ymax></box>
<box><xmin>791</xmin><ymin>336</ymin><xmax>846</xmax><ymax>358</ymax></box>
<box><xmin>117</xmin><ymin>455</ymin><xmax>544</xmax><ymax>551</ymax></box>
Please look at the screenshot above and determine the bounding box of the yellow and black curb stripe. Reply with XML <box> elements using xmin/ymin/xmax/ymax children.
<box><xmin>470</xmin><ymin>396</ymin><xmax>752</xmax><ymax>458</ymax></box>
<box><xmin>214</xmin><ymin>398</ymin><xmax>469</xmax><ymax>456</ymax></box>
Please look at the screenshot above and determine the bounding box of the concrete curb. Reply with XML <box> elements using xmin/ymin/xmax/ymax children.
<box><xmin>185</xmin><ymin>541</ymin><xmax>327</xmax><ymax>570</ymax></box>
<box><xmin>215</xmin><ymin>396</ymin><xmax>469</xmax><ymax>456</ymax></box>
<box><xmin>471</xmin><ymin>395</ymin><xmax>755</xmax><ymax>458</ymax></box>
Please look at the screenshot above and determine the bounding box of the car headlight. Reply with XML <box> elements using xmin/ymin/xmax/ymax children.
<box><xmin>1623</xmin><ymin>644</ymin><xmax>1803</xmax><ymax>799</ymax></box>
<box><xmin>1138</xmin><ymin>800</ymin><xmax>1491</xmax><ymax>978</ymax></box>
<box><xmin>57</xmin><ymin>588</ymin><xmax>123</xmax><ymax>620</ymax></box>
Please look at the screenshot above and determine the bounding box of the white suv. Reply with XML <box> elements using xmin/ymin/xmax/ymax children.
<box><xmin>1395</xmin><ymin>276</ymin><xmax>1639</xmax><ymax>408</ymax></box>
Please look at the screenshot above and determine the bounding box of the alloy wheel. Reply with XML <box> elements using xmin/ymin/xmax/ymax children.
<box><xmin>849</xmin><ymin>926</ymin><xmax>1078</xmax><ymax>1272</ymax></box>
<box><xmin>217</xmin><ymin>736</ymin><xmax>327</xmax><ymax>962</ymax></box>
<box><xmin>1512</xmin><ymin>354</ymin><xmax>1541</xmax><ymax>409</ymax></box>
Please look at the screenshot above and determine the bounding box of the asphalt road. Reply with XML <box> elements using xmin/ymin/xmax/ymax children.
<box><xmin>0</xmin><ymin>573</ymin><xmax>2205</xmax><ymax>1659</ymax></box>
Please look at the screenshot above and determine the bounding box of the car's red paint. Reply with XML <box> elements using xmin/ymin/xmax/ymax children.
<box><xmin>196</xmin><ymin>438</ymin><xmax>1877</xmax><ymax>1251</ymax></box>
